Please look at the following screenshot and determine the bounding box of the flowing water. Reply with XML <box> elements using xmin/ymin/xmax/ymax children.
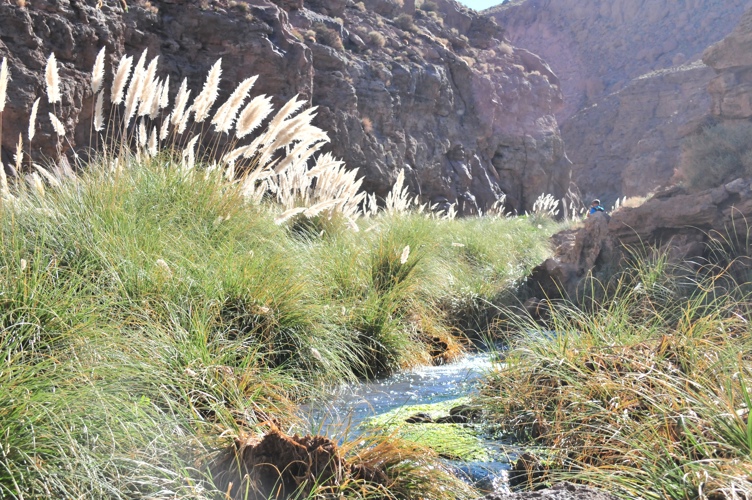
<box><xmin>304</xmin><ymin>351</ymin><xmax>516</xmax><ymax>492</ymax></box>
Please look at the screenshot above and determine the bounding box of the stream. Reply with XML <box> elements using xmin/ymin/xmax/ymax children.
<box><xmin>304</xmin><ymin>351</ymin><xmax>517</xmax><ymax>493</ymax></box>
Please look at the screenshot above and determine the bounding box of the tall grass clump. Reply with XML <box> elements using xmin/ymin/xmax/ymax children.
<box><xmin>478</xmin><ymin>241</ymin><xmax>752</xmax><ymax>499</ymax></box>
<box><xmin>0</xmin><ymin>48</ymin><xmax>565</xmax><ymax>498</ymax></box>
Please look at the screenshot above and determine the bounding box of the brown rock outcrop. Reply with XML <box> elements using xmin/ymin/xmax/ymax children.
<box><xmin>209</xmin><ymin>429</ymin><xmax>386</xmax><ymax>499</ymax></box>
<box><xmin>561</xmin><ymin>61</ymin><xmax>714</xmax><ymax>203</ymax></box>
<box><xmin>527</xmin><ymin>178</ymin><xmax>752</xmax><ymax>301</ymax></box>
<box><xmin>488</xmin><ymin>0</ymin><xmax>750</xmax><ymax>203</ymax></box>
<box><xmin>0</xmin><ymin>0</ymin><xmax>571</xmax><ymax>214</ymax></box>
<box><xmin>704</xmin><ymin>6</ymin><xmax>752</xmax><ymax>120</ymax></box>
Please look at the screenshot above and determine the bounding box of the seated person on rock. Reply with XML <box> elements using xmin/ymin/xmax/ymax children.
<box><xmin>587</xmin><ymin>199</ymin><xmax>605</xmax><ymax>217</ymax></box>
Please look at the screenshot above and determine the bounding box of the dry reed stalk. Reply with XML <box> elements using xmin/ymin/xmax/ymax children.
<box><xmin>148</xmin><ymin>127</ymin><xmax>157</xmax><ymax>157</ymax></box>
<box><xmin>191</xmin><ymin>58</ymin><xmax>222</xmax><ymax>123</ymax></box>
<box><xmin>45</xmin><ymin>53</ymin><xmax>61</xmax><ymax>104</ymax></box>
<box><xmin>235</xmin><ymin>94</ymin><xmax>274</xmax><ymax>139</ymax></box>
<box><xmin>160</xmin><ymin>113</ymin><xmax>171</xmax><ymax>140</ymax></box>
<box><xmin>28</xmin><ymin>97</ymin><xmax>39</xmax><ymax>141</ymax></box>
<box><xmin>124</xmin><ymin>60</ymin><xmax>147</xmax><ymax>126</ymax></box>
<box><xmin>159</xmin><ymin>76</ymin><xmax>170</xmax><ymax>109</ymax></box>
<box><xmin>111</xmin><ymin>54</ymin><xmax>133</xmax><ymax>105</ymax></box>
<box><xmin>0</xmin><ymin>154</ymin><xmax>9</xmax><ymax>198</ymax></box>
<box><xmin>49</xmin><ymin>113</ymin><xmax>65</xmax><ymax>136</ymax></box>
<box><xmin>211</xmin><ymin>75</ymin><xmax>257</xmax><ymax>134</ymax></box>
<box><xmin>14</xmin><ymin>133</ymin><xmax>22</xmax><ymax>175</ymax></box>
<box><xmin>94</xmin><ymin>92</ymin><xmax>104</xmax><ymax>132</ymax></box>
<box><xmin>0</xmin><ymin>57</ymin><xmax>8</xmax><ymax>113</ymax></box>
<box><xmin>170</xmin><ymin>78</ymin><xmax>191</xmax><ymax>134</ymax></box>
<box><xmin>0</xmin><ymin>57</ymin><xmax>7</xmax><ymax>160</ymax></box>
<box><xmin>138</xmin><ymin>57</ymin><xmax>160</xmax><ymax>118</ymax></box>
<box><xmin>91</xmin><ymin>47</ymin><xmax>106</xmax><ymax>94</ymax></box>
<box><xmin>137</xmin><ymin>120</ymin><xmax>147</xmax><ymax>148</ymax></box>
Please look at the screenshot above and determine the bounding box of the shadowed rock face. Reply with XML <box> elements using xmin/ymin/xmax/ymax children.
<box><xmin>525</xmin><ymin>6</ymin><xmax>752</xmax><ymax>303</ymax></box>
<box><xmin>0</xmin><ymin>0</ymin><xmax>570</xmax><ymax>214</ymax></box>
<box><xmin>488</xmin><ymin>0</ymin><xmax>750</xmax><ymax>204</ymax></box>
<box><xmin>704</xmin><ymin>6</ymin><xmax>752</xmax><ymax>121</ymax></box>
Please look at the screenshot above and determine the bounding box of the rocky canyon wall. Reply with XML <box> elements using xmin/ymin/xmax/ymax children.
<box><xmin>489</xmin><ymin>0</ymin><xmax>751</xmax><ymax>205</ymax></box>
<box><xmin>526</xmin><ymin>7</ymin><xmax>752</xmax><ymax>301</ymax></box>
<box><xmin>0</xmin><ymin>0</ymin><xmax>571</xmax><ymax>214</ymax></box>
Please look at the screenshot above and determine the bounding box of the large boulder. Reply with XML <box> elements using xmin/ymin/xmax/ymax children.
<box><xmin>527</xmin><ymin>178</ymin><xmax>752</xmax><ymax>301</ymax></box>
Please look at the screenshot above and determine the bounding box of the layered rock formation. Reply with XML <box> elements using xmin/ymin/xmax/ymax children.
<box><xmin>0</xmin><ymin>0</ymin><xmax>571</xmax><ymax>214</ymax></box>
<box><xmin>489</xmin><ymin>0</ymin><xmax>750</xmax><ymax>204</ymax></box>
<box><xmin>525</xmin><ymin>3</ymin><xmax>752</xmax><ymax>302</ymax></box>
<box><xmin>704</xmin><ymin>6</ymin><xmax>752</xmax><ymax>121</ymax></box>
<box><xmin>528</xmin><ymin>178</ymin><xmax>752</xmax><ymax>301</ymax></box>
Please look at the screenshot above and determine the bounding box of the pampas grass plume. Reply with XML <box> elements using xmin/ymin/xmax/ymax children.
<box><xmin>235</xmin><ymin>94</ymin><xmax>274</xmax><ymax>139</ymax></box>
<box><xmin>91</xmin><ymin>47</ymin><xmax>106</xmax><ymax>94</ymax></box>
<box><xmin>111</xmin><ymin>54</ymin><xmax>133</xmax><ymax>105</ymax></box>
<box><xmin>45</xmin><ymin>53</ymin><xmax>61</xmax><ymax>104</ymax></box>
<box><xmin>160</xmin><ymin>113</ymin><xmax>171</xmax><ymax>140</ymax></box>
<box><xmin>170</xmin><ymin>78</ymin><xmax>191</xmax><ymax>134</ymax></box>
<box><xmin>28</xmin><ymin>97</ymin><xmax>40</xmax><ymax>141</ymax></box>
<box><xmin>0</xmin><ymin>57</ymin><xmax>9</xmax><ymax>113</ymax></box>
<box><xmin>49</xmin><ymin>112</ymin><xmax>65</xmax><ymax>136</ymax></box>
<box><xmin>148</xmin><ymin>127</ymin><xmax>157</xmax><ymax>157</ymax></box>
<box><xmin>124</xmin><ymin>61</ymin><xmax>146</xmax><ymax>126</ymax></box>
<box><xmin>14</xmin><ymin>133</ymin><xmax>22</xmax><ymax>174</ymax></box>
<box><xmin>191</xmin><ymin>58</ymin><xmax>222</xmax><ymax>123</ymax></box>
<box><xmin>159</xmin><ymin>75</ymin><xmax>170</xmax><ymax>110</ymax></box>
<box><xmin>400</xmin><ymin>245</ymin><xmax>410</xmax><ymax>265</ymax></box>
<box><xmin>94</xmin><ymin>92</ymin><xmax>104</xmax><ymax>132</ymax></box>
<box><xmin>211</xmin><ymin>75</ymin><xmax>257</xmax><ymax>134</ymax></box>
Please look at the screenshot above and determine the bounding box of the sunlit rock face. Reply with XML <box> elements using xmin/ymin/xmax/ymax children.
<box><xmin>0</xmin><ymin>0</ymin><xmax>571</xmax><ymax>215</ymax></box>
<box><xmin>489</xmin><ymin>0</ymin><xmax>750</xmax><ymax>205</ymax></box>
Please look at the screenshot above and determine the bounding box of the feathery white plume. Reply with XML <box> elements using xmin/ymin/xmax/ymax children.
<box><xmin>235</xmin><ymin>94</ymin><xmax>274</xmax><ymax>139</ymax></box>
<box><xmin>94</xmin><ymin>92</ymin><xmax>104</xmax><ymax>132</ymax></box>
<box><xmin>91</xmin><ymin>47</ymin><xmax>106</xmax><ymax>94</ymax></box>
<box><xmin>111</xmin><ymin>54</ymin><xmax>133</xmax><ymax>105</ymax></box>
<box><xmin>49</xmin><ymin>113</ymin><xmax>65</xmax><ymax>136</ymax></box>
<box><xmin>211</xmin><ymin>75</ymin><xmax>257</xmax><ymax>134</ymax></box>
<box><xmin>0</xmin><ymin>58</ymin><xmax>9</xmax><ymax>114</ymax></box>
<box><xmin>45</xmin><ymin>53</ymin><xmax>61</xmax><ymax>104</ymax></box>
<box><xmin>170</xmin><ymin>78</ymin><xmax>191</xmax><ymax>133</ymax></box>
<box><xmin>28</xmin><ymin>97</ymin><xmax>40</xmax><ymax>141</ymax></box>
<box><xmin>400</xmin><ymin>245</ymin><xmax>410</xmax><ymax>265</ymax></box>
<box><xmin>148</xmin><ymin>126</ymin><xmax>158</xmax><ymax>157</ymax></box>
<box><xmin>190</xmin><ymin>58</ymin><xmax>222</xmax><ymax>123</ymax></box>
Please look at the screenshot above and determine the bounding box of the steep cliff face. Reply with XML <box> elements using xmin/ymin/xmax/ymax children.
<box><xmin>0</xmin><ymin>0</ymin><xmax>570</xmax><ymax>214</ymax></box>
<box><xmin>489</xmin><ymin>0</ymin><xmax>750</xmax><ymax>204</ymax></box>
<box><xmin>526</xmin><ymin>7</ymin><xmax>752</xmax><ymax>302</ymax></box>
<box><xmin>704</xmin><ymin>6</ymin><xmax>752</xmax><ymax>122</ymax></box>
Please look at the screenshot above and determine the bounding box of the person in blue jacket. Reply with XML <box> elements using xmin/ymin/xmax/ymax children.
<box><xmin>588</xmin><ymin>199</ymin><xmax>605</xmax><ymax>217</ymax></box>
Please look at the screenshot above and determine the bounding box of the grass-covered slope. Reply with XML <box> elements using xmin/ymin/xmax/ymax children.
<box><xmin>0</xmin><ymin>155</ymin><xmax>560</xmax><ymax>498</ymax></box>
<box><xmin>478</xmin><ymin>246</ymin><xmax>752</xmax><ymax>499</ymax></box>
<box><xmin>0</xmin><ymin>48</ymin><xmax>564</xmax><ymax>497</ymax></box>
